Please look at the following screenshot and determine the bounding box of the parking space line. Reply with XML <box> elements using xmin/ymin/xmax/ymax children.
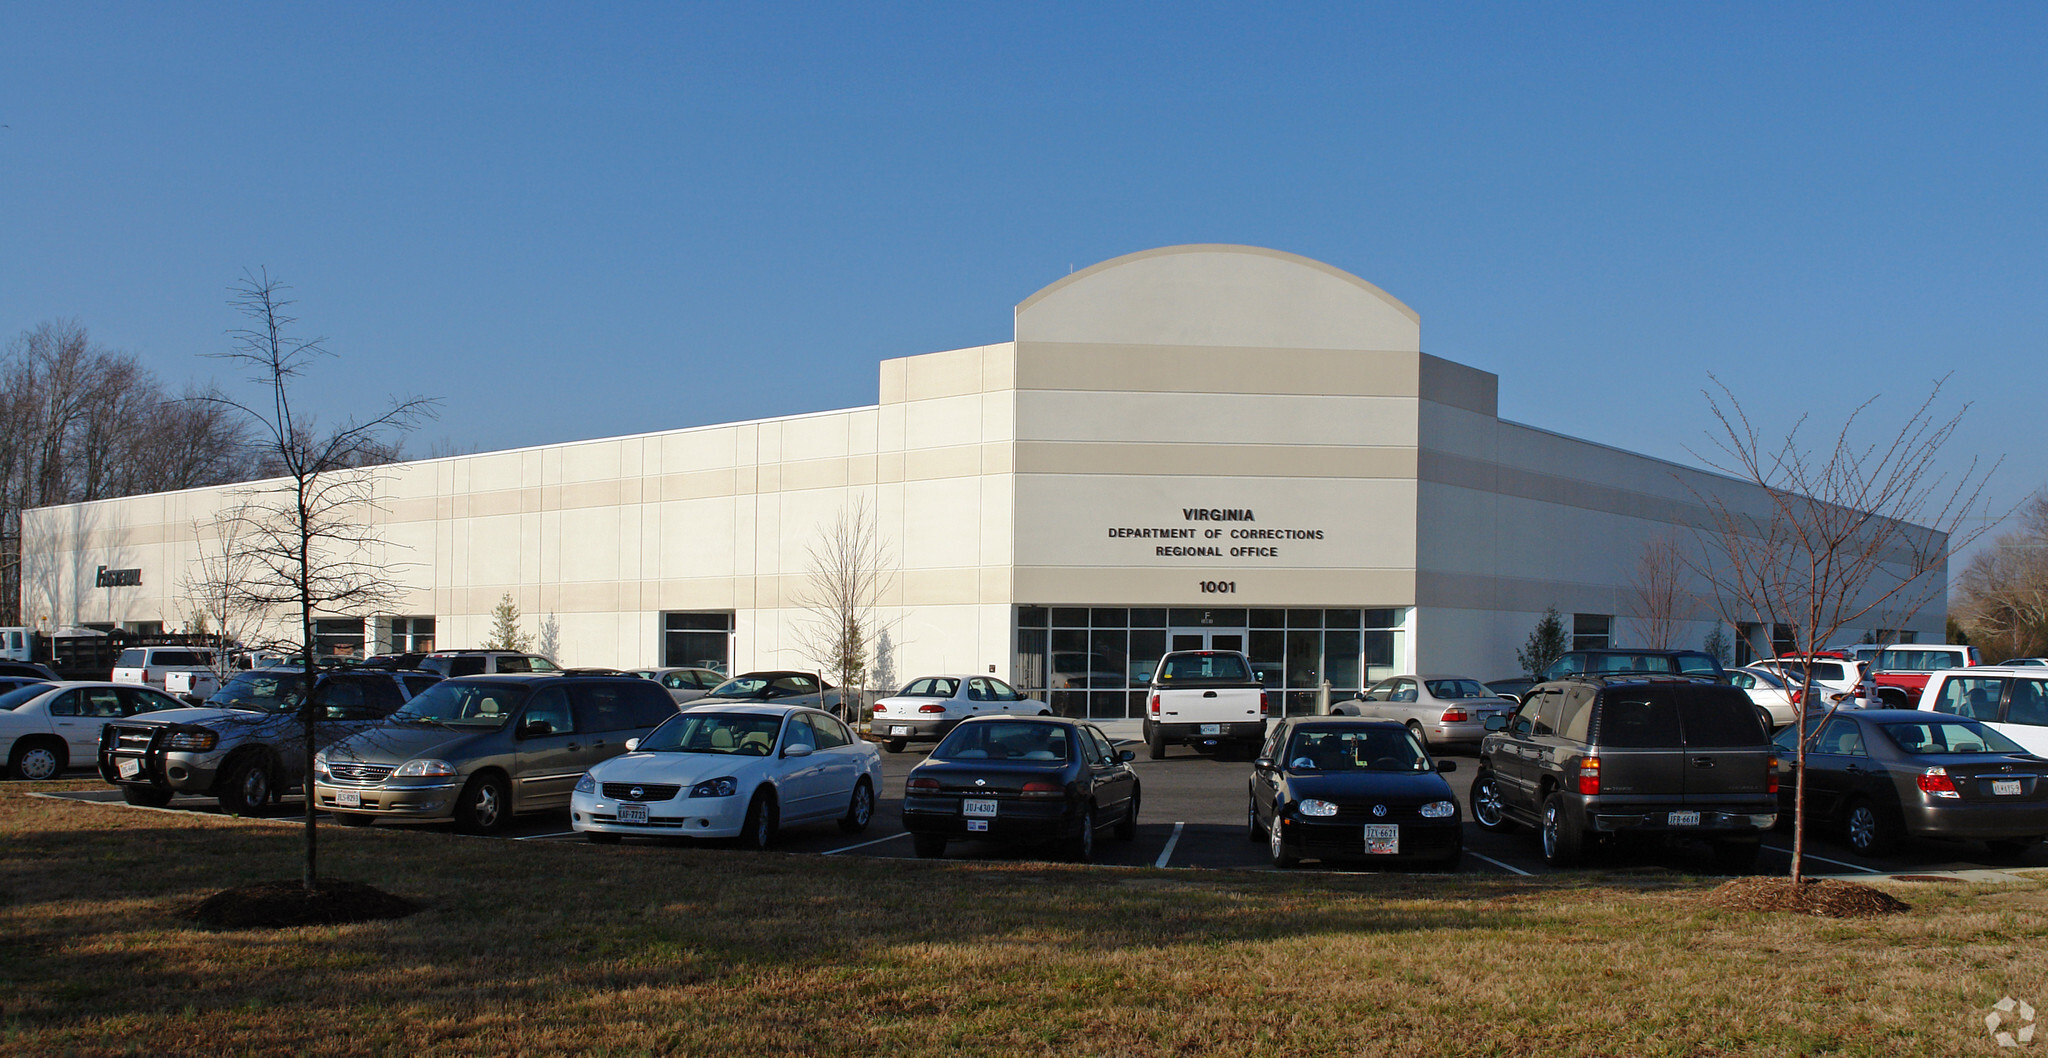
<box><xmin>1466</xmin><ymin>850</ymin><xmax>1533</xmax><ymax>876</ymax></box>
<box><xmin>1760</xmin><ymin>844</ymin><xmax>1881</xmax><ymax>873</ymax></box>
<box><xmin>1154</xmin><ymin>822</ymin><xmax>1184</xmax><ymax>868</ymax></box>
<box><xmin>823</xmin><ymin>831</ymin><xmax>912</xmax><ymax>855</ymax></box>
<box><xmin>515</xmin><ymin>831</ymin><xmax>579</xmax><ymax>841</ymax></box>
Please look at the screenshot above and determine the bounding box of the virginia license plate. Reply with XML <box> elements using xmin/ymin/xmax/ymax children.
<box><xmin>1669</xmin><ymin>811</ymin><xmax>1701</xmax><ymax>826</ymax></box>
<box><xmin>617</xmin><ymin>802</ymin><xmax>649</xmax><ymax>824</ymax></box>
<box><xmin>1200</xmin><ymin>723</ymin><xmax>1222</xmax><ymax>735</ymax></box>
<box><xmin>117</xmin><ymin>758</ymin><xmax>141</xmax><ymax>779</ymax></box>
<box><xmin>1363</xmin><ymin>824</ymin><xmax>1399</xmax><ymax>854</ymax></box>
<box><xmin>1994</xmin><ymin>779</ymin><xmax>2023</xmax><ymax>796</ymax></box>
<box><xmin>335</xmin><ymin>789</ymin><xmax>361</xmax><ymax>808</ymax></box>
<box><xmin>891</xmin><ymin>725</ymin><xmax>911</xmax><ymax>736</ymax></box>
<box><xmin>962</xmin><ymin>798</ymin><xmax>998</xmax><ymax>819</ymax></box>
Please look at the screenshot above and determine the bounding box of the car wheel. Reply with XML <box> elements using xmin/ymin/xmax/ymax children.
<box><xmin>1147</xmin><ymin>728</ymin><xmax>1166</xmax><ymax>761</ymax></box>
<box><xmin>1540</xmin><ymin>792</ymin><xmax>1584</xmax><ymax>868</ymax></box>
<box><xmin>1246</xmin><ymin>795</ymin><xmax>1266</xmax><ymax>842</ymax></box>
<box><xmin>1471</xmin><ymin>773</ymin><xmax>1515</xmax><ymax>833</ymax></box>
<box><xmin>913</xmin><ymin>833</ymin><xmax>947</xmax><ymax>859</ymax></box>
<box><xmin>217</xmin><ymin>756</ymin><xmax>274</xmax><ymax>816</ymax></box>
<box><xmin>1843</xmin><ymin>799</ymin><xmax>1897</xmax><ymax>855</ymax></box>
<box><xmin>738</xmin><ymin>790</ymin><xmax>777</xmax><ymax>850</ymax></box>
<box><xmin>883</xmin><ymin>739</ymin><xmax>906</xmax><ymax>754</ymax></box>
<box><xmin>586</xmin><ymin>832</ymin><xmax>622</xmax><ymax>845</ymax></box>
<box><xmin>121</xmin><ymin>784</ymin><xmax>174</xmax><ymax>807</ymax></box>
<box><xmin>8</xmin><ymin>738</ymin><xmax>64</xmax><ymax>781</ymax></box>
<box><xmin>1268</xmin><ymin>805</ymin><xmax>1299</xmax><ymax>868</ymax></box>
<box><xmin>334</xmin><ymin>812</ymin><xmax>376</xmax><ymax>828</ymax></box>
<box><xmin>1985</xmin><ymin>837</ymin><xmax>2042</xmax><ymax>860</ymax></box>
<box><xmin>837</xmin><ymin>779</ymin><xmax>875</xmax><ymax>834</ymax></box>
<box><xmin>1406</xmin><ymin>720</ymin><xmax>1428</xmax><ymax>748</ymax></box>
<box><xmin>1710</xmin><ymin>839</ymin><xmax>1761</xmax><ymax>874</ymax></box>
<box><xmin>1114</xmin><ymin>785</ymin><xmax>1140</xmax><ymax>841</ymax></box>
<box><xmin>454</xmin><ymin>773</ymin><xmax>510</xmax><ymax>834</ymax></box>
<box><xmin>1067</xmin><ymin>804</ymin><xmax>1096</xmax><ymax>863</ymax></box>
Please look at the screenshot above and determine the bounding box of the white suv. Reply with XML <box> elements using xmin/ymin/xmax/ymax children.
<box><xmin>111</xmin><ymin>647</ymin><xmax>217</xmax><ymax>691</ymax></box>
<box><xmin>1919</xmin><ymin>666</ymin><xmax>2048</xmax><ymax>756</ymax></box>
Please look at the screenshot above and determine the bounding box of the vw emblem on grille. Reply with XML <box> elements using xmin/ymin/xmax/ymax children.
<box><xmin>1372</xmin><ymin>804</ymin><xmax>1388</xmax><ymax>817</ymax></box>
<box><xmin>974</xmin><ymin>778</ymin><xmax>987</xmax><ymax>787</ymax></box>
<box><xmin>629</xmin><ymin>786</ymin><xmax>644</xmax><ymax>800</ymax></box>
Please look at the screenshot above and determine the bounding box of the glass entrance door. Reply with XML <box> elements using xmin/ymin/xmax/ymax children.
<box><xmin>1170</xmin><ymin>629</ymin><xmax>1246</xmax><ymax>653</ymax></box>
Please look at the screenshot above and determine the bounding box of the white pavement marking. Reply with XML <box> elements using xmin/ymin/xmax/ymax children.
<box><xmin>1761</xmin><ymin>844</ymin><xmax>1881</xmax><ymax>873</ymax></box>
<box><xmin>1154</xmin><ymin>822</ymin><xmax>1184</xmax><ymax>868</ymax></box>
<box><xmin>515</xmin><ymin>831</ymin><xmax>579</xmax><ymax>841</ymax></box>
<box><xmin>1465</xmin><ymin>850</ymin><xmax>1533</xmax><ymax>876</ymax></box>
<box><xmin>824</xmin><ymin>832</ymin><xmax>914</xmax><ymax>855</ymax></box>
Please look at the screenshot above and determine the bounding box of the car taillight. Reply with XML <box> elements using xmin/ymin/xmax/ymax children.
<box><xmin>1767</xmin><ymin>758</ymin><xmax>1779</xmax><ymax>795</ymax></box>
<box><xmin>1020</xmin><ymin>781</ymin><xmax>1064</xmax><ymax>799</ymax></box>
<box><xmin>1150</xmin><ymin>694</ymin><xmax>1161</xmax><ymax>717</ymax></box>
<box><xmin>1440</xmin><ymin>709</ymin><xmax>1468</xmax><ymax>723</ymax></box>
<box><xmin>1790</xmin><ymin>687</ymin><xmax>1804</xmax><ymax>705</ymax></box>
<box><xmin>907</xmin><ymin>777</ymin><xmax>940</xmax><ymax>794</ymax></box>
<box><xmin>872</xmin><ymin>703</ymin><xmax>886</xmax><ymax>714</ymax></box>
<box><xmin>1259</xmin><ymin>691</ymin><xmax>1269</xmax><ymax>717</ymax></box>
<box><xmin>1577</xmin><ymin>756</ymin><xmax>1601</xmax><ymax>796</ymax></box>
<box><xmin>918</xmin><ymin>704</ymin><xmax>946</xmax><ymax>714</ymax></box>
<box><xmin>1918</xmin><ymin>767</ymin><xmax>1959</xmax><ymax>798</ymax></box>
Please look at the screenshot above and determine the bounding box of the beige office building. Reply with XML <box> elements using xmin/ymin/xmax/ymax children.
<box><xmin>20</xmin><ymin>245</ymin><xmax>1944</xmax><ymax>716</ymax></box>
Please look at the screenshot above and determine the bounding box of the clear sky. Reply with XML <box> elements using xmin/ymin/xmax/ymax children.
<box><xmin>3</xmin><ymin>3</ymin><xmax>2043</xmax><ymax>553</ymax></box>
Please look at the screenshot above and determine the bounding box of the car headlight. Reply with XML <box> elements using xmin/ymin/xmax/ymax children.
<box><xmin>689</xmin><ymin>776</ymin><xmax>739</xmax><ymax>798</ymax></box>
<box><xmin>164</xmin><ymin>728</ymin><xmax>218</xmax><ymax>752</ymax></box>
<box><xmin>574</xmin><ymin>773</ymin><xmax>596</xmax><ymax>795</ymax></box>
<box><xmin>1297</xmin><ymin>799</ymin><xmax>1339</xmax><ymax>817</ymax></box>
<box><xmin>1419</xmin><ymin>800</ymin><xmax>1457</xmax><ymax>819</ymax></box>
<box><xmin>394</xmin><ymin>759</ymin><xmax>457</xmax><ymax>777</ymax></box>
<box><xmin>312</xmin><ymin>751</ymin><xmax>330</xmax><ymax>778</ymax></box>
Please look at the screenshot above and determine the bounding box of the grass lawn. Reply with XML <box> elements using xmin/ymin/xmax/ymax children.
<box><xmin>3</xmin><ymin>781</ymin><xmax>2045</xmax><ymax>1057</ymax></box>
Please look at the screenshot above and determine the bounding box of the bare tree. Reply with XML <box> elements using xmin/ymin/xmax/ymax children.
<box><xmin>1953</xmin><ymin>493</ymin><xmax>2048</xmax><ymax>662</ymax></box>
<box><xmin>792</xmin><ymin>497</ymin><xmax>894</xmax><ymax>725</ymax></box>
<box><xmin>204</xmin><ymin>271</ymin><xmax>435</xmax><ymax>891</ymax></box>
<box><xmin>179</xmin><ymin>507</ymin><xmax>276</xmax><ymax>678</ymax></box>
<box><xmin>1626</xmin><ymin>533</ymin><xmax>1693</xmax><ymax>650</ymax></box>
<box><xmin>1686</xmin><ymin>374</ymin><xmax>1998</xmax><ymax>883</ymax></box>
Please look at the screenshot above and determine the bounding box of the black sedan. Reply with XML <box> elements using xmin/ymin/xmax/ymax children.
<box><xmin>1772</xmin><ymin>709</ymin><xmax>2048</xmax><ymax>857</ymax></box>
<box><xmin>900</xmin><ymin>716</ymin><xmax>1139</xmax><ymax>863</ymax></box>
<box><xmin>1248</xmin><ymin>717</ymin><xmax>1462</xmax><ymax>869</ymax></box>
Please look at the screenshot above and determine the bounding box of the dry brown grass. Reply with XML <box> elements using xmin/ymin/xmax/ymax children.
<box><xmin>3</xmin><ymin>781</ymin><xmax>2046</xmax><ymax>1056</ymax></box>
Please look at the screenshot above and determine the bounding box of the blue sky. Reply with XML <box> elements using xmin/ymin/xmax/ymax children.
<box><xmin>3</xmin><ymin>3</ymin><xmax>2042</xmax><ymax>551</ymax></box>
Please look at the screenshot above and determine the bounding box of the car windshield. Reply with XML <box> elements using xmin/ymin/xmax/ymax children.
<box><xmin>1881</xmin><ymin>721</ymin><xmax>2029</xmax><ymax>756</ymax></box>
<box><xmin>1424</xmin><ymin>679</ymin><xmax>1489</xmax><ymax>699</ymax></box>
<box><xmin>1157</xmin><ymin>654</ymin><xmax>1252</xmax><ymax>682</ymax></box>
<box><xmin>897</xmin><ymin>678</ymin><xmax>959</xmax><ymax>698</ymax></box>
<box><xmin>708</xmin><ymin>675</ymin><xmax>815</xmax><ymax>699</ymax></box>
<box><xmin>209</xmin><ymin>672</ymin><xmax>308</xmax><ymax>713</ymax></box>
<box><xmin>932</xmin><ymin>721</ymin><xmax>1071</xmax><ymax>761</ymax></box>
<box><xmin>0</xmin><ymin>684</ymin><xmax>49</xmax><ymax>711</ymax></box>
<box><xmin>1285</xmin><ymin>727</ymin><xmax>1430</xmax><ymax>772</ymax></box>
<box><xmin>389</xmin><ymin>682</ymin><xmax>525</xmax><ymax>728</ymax></box>
<box><xmin>639</xmin><ymin>712</ymin><xmax>785</xmax><ymax>755</ymax></box>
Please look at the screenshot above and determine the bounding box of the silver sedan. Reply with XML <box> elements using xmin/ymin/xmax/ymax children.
<box><xmin>1331</xmin><ymin>675</ymin><xmax>1517</xmax><ymax>749</ymax></box>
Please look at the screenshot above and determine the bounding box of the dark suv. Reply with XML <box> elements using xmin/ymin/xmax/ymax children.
<box><xmin>1469</xmin><ymin>675</ymin><xmax>1778</xmax><ymax>870</ymax></box>
<box><xmin>1487</xmin><ymin>649</ymin><xmax>1726</xmax><ymax>702</ymax></box>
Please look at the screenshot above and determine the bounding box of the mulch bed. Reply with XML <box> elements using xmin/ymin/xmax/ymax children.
<box><xmin>1704</xmin><ymin>876</ymin><xmax>1910</xmax><ymax>918</ymax></box>
<box><xmin>181</xmin><ymin>880</ymin><xmax>423</xmax><ymax>929</ymax></box>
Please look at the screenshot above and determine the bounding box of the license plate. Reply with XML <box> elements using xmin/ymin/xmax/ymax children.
<box><xmin>335</xmin><ymin>789</ymin><xmax>361</xmax><ymax>808</ymax></box>
<box><xmin>891</xmin><ymin>725</ymin><xmax>911</xmax><ymax>736</ymax></box>
<box><xmin>617</xmin><ymin>802</ymin><xmax>649</xmax><ymax>824</ymax></box>
<box><xmin>1200</xmin><ymin>723</ymin><xmax>1222</xmax><ymax>735</ymax></box>
<box><xmin>117</xmin><ymin>758</ymin><xmax>141</xmax><ymax>780</ymax></box>
<box><xmin>962</xmin><ymin>798</ymin><xmax>998</xmax><ymax>819</ymax></box>
<box><xmin>1669</xmin><ymin>811</ymin><xmax>1701</xmax><ymax>826</ymax></box>
<box><xmin>966</xmin><ymin>819</ymin><xmax>988</xmax><ymax>832</ymax></box>
<box><xmin>1364</xmin><ymin>824</ymin><xmax>1399</xmax><ymax>854</ymax></box>
<box><xmin>1994</xmin><ymin>779</ymin><xmax>2023</xmax><ymax>796</ymax></box>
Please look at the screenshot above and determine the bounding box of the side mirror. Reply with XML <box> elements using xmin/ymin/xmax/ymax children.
<box><xmin>1483</xmin><ymin>714</ymin><xmax>1508</xmax><ymax>732</ymax></box>
<box><xmin>624</xmin><ymin>738</ymin><xmax>640</xmax><ymax>752</ymax></box>
<box><xmin>1118</xmin><ymin>749</ymin><xmax>1135</xmax><ymax>762</ymax></box>
<box><xmin>1436</xmin><ymin>759</ymin><xmax>1457</xmax><ymax>773</ymax></box>
<box><xmin>782</xmin><ymin>743</ymin><xmax>814</xmax><ymax>758</ymax></box>
<box><xmin>1254</xmin><ymin>756</ymin><xmax>1274</xmax><ymax>770</ymax></box>
<box><xmin>517</xmin><ymin>720</ymin><xmax>554</xmax><ymax>739</ymax></box>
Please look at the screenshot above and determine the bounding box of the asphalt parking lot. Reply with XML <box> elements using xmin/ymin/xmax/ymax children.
<box><xmin>42</xmin><ymin>739</ymin><xmax>2048</xmax><ymax>878</ymax></box>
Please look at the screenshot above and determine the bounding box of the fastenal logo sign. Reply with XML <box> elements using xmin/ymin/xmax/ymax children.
<box><xmin>1987</xmin><ymin>997</ymin><xmax>2037</xmax><ymax>1047</ymax></box>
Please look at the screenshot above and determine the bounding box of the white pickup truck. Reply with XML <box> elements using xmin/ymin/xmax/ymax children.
<box><xmin>1143</xmin><ymin>649</ymin><xmax>1268</xmax><ymax>759</ymax></box>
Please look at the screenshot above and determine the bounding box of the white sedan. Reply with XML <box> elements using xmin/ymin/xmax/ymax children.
<box><xmin>570</xmin><ymin>703</ymin><xmax>882</xmax><ymax>848</ymax></box>
<box><xmin>1728</xmin><ymin>667</ymin><xmax>1801</xmax><ymax>727</ymax></box>
<box><xmin>1</xmin><ymin>681</ymin><xmax>187</xmax><ymax>780</ymax></box>
<box><xmin>868</xmin><ymin>675</ymin><xmax>1052</xmax><ymax>752</ymax></box>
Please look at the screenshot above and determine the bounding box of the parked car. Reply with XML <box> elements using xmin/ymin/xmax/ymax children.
<box><xmin>1487</xmin><ymin>648</ymin><xmax>1728</xmax><ymax>704</ymax></box>
<box><xmin>99</xmin><ymin>668</ymin><xmax>442</xmax><ymax>812</ymax></box>
<box><xmin>110</xmin><ymin>646</ymin><xmax>217</xmax><ymax>691</ymax></box>
<box><xmin>628</xmin><ymin>666</ymin><xmax>727</xmax><ymax>704</ymax></box>
<box><xmin>694</xmin><ymin>671</ymin><xmax>844</xmax><ymax>714</ymax></box>
<box><xmin>570</xmin><ymin>703</ymin><xmax>881</xmax><ymax>847</ymax></box>
<box><xmin>1772</xmin><ymin>710</ymin><xmax>2048</xmax><ymax>857</ymax></box>
<box><xmin>418</xmin><ymin>650</ymin><xmax>562</xmax><ymax>677</ymax></box>
<box><xmin>869</xmin><ymin>675</ymin><xmax>1051</xmax><ymax>752</ymax></box>
<box><xmin>1999</xmin><ymin>658</ymin><xmax>2048</xmax><ymax>668</ymax></box>
<box><xmin>1247</xmin><ymin>716</ymin><xmax>1462</xmax><ymax>869</ymax></box>
<box><xmin>0</xmin><ymin>675</ymin><xmax>52</xmax><ymax>697</ymax></box>
<box><xmin>1750</xmin><ymin>654</ymin><xmax>1866</xmax><ymax>710</ymax></box>
<box><xmin>1871</xmin><ymin>644</ymin><xmax>1981</xmax><ymax>708</ymax></box>
<box><xmin>3</xmin><ymin>681</ymin><xmax>186</xmax><ymax>780</ymax></box>
<box><xmin>1919</xmin><ymin>665</ymin><xmax>2048</xmax><ymax>757</ymax></box>
<box><xmin>358</xmin><ymin>652</ymin><xmax>431</xmax><ymax>670</ymax></box>
<box><xmin>164</xmin><ymin>669</ymin><xmax>223</xmax><ymax>705</ymax></box>
<box><xmin>1331</xmin><ymin>675</ymin><xmax>1516</xmax><ymax>750</ymax></box>
<box><xmin>1469</xmin><ymin>675</ymin><xmax>1777</xmax><ymax>870</ymax></box>
<box><xmin>1728</xmin><ymin>667</ymin><xmax>1801</xmax><ymax>728</ymax></box>
<box><xmin>0</xmin><ymin>661</ymin><xmax>61</xmax><ymax>681</ymax></box>
<box><xmin>1823</xmin><ymin>643</ymin><xmax>1883</xmax><ymax>666</ymax></box>
<box><xmin>1143</xmin><ymin>649</ymin><xmax>1267</xmax><ymax>758</ymax></box>
<box><xmin>900</xmin><ymin>715</ymin><xmax>1139</xmax><ymax>862</ymax></box>
<box><xmin>312</xmin><ymin>673</ymin><xmax>678</xmax><ymax>832</ymax></box>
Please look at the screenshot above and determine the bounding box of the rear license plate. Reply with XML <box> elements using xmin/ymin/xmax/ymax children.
<box><xmin>1200</xmin><ymin>723</ymin><xmax>1222</xmax><ymax>735</ymax></box>
<box><xmin>617</xmin><ymin>803</ymin><xmax>649</xmax><ymax>824</ymax></box>
<box><xmin>962</xmin><ymin>798</ymin><xmax>998</xmax><ymax>819</ymax></box>
<box><xmin>890</xmin><ymin>725</ymin><xmax>911</xmax><ymax>736</ymax></box>
<box><xmin>1994</xmin><ymin>779</ymin><xmax>2023</xmax><ymax>796</ymax></box>
<box><xmin>117</xmin><ymin>758</ymin><xmax>141</xmax><ymax>780</ymax></box>
<box><xmin>966</xmin><ymin>819</ymin><xmax>988</xmax><ymax>832</ymax></box>
<box><xmin>1363</xmin><ymin>824</ymin><xmax>1399</xmax><ymax>854</ymax></box>
<box><xmin>1669</xmin><ymin>811</ymin><xmax>1701</xmax><ymax>826</ymax></box>
<box><xmin>335</xmin><ymin>789</ymin><xmax>361</xmax><ymax>808</ymax></box>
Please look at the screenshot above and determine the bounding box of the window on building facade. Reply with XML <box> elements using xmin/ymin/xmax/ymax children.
<box><xmin>663</xmin><ymin>612</ymin><xmax>734</xmax><ymax>673</ymax></box>
<box><xmin>313</xmin><ymin>618</ymin><xmax>365</xmax><ymax>660</ymax></box>
<box><xmin>1571</xmin><ymin>614</ymin><xmax>1612</xmax><ymax>652</ymax></box>
<box><xmin>385</xmin><ymin>616</ymin><xmax>435</xmax><ymax>653</ymax></box>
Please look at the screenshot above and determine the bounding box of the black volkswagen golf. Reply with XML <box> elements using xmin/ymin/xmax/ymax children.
<box><xmin>1248</xmin><ymin>717</ymin><xmax>1463</xmax><ymax>869</ymax></box>
<box><xmin>900</xmin><ymin>715</ymin><xmax>1139</xmax><ymax>862</ymax></box>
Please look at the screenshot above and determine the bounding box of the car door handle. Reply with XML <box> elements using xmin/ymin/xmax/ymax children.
<box><xmin>1691</xmin><ymin>757</ymin><xmax>1716</xmax><ymax>768</ymax></box>
<box><xmin>566</xmin><ymin>742</ymin><xmax>581</xmax><ymax>751</ymax></box>
<box><xmin>1202</xmin><ymin>691</ymin><xmax>1217</xmax><ymax>698</ymax></box>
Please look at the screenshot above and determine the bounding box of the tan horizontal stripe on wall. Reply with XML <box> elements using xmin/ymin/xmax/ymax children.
<box><xmin>1015</xmin><ymin>566</ymin><xmax>1416</xmax><ymax>608</ymax></box>
<box><xmin>1016</xmin><ymin>342</ymin><xmax>1423</xmax><ymax>397</ymax></box>
<box><xmin>1016</xmin><ymin>441</ymin><xmax>1417</xmax><ymax>479</ymax></box>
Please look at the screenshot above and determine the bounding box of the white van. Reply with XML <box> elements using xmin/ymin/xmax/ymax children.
<box><xmin>110</xmin><ymin>647</ymin><xmax>218</xmax><ymax>691</ymax></box>
<box><xmin>1</xmin><ymin>628</ymin><xmax>30</xmax><ymax>664</ymax></box>
<box><xmin>1919</xmin><ymin>666</ymin><xmax>2048</xmax><ymax>756</ymax></box>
